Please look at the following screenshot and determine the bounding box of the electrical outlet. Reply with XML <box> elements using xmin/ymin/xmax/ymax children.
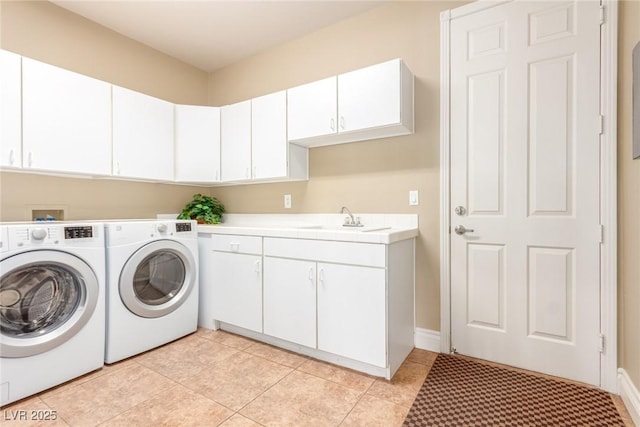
<box><xmin>284</xmin><ymin>194</ymin><xmax>292</xmax><ymax>209</ymax></box>
<box><xmin>409</xmin><ymin>190</ymin><xmax>419</xmax><ymax>206</ymax></box>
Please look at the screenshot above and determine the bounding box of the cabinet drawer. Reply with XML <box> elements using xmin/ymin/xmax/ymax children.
<box><xmin>211</xmin><ymin>234</ymin><xmax>262</xmax><ymax>255</ymax></box>
<box><xmin>264</xmin><ymin>238</ymin><xmax>385</xmax><ymax>268</ymax></box>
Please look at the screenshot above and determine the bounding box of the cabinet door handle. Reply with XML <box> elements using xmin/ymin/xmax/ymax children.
<box><xmin>245</xmin><ymin>168</ymin><xmax>249</xmax><ymax>179</ymax></box>
<box><xmin>330</xmin><ymin>118</ymin><xmax>335</xmax><ymax>131</ymax></box>
<box><xmin>339</xmin><ymin>116</ymin><xmax>345</xmax><ymax>130</ymax></box>
<box><xmin>308</xmin><ymin>267</ymin><xmax>314</xmax><ymax>283</ymax></box>
<box><xmin>116</xmin><ymin>162</ymin><xmax>121</xmax><ymax>175</ymax></box>
<box><xmin>9</xmin><ymin>149</ymin><xmax>14</xmax><ymax>165</ymax></box>
<box><xmin>215</xmin><ymin>170</ymin><xmax>219</xmax><ymax>181</ymax></box>
<box><xmin>319</xmin><ymin>268</ymin><xmax>325</xmax><ymax>284</ymax></box>
<box><xmin>28</xmin><ymin>152</ymin><xmax>33</xmax><ymax>167</ymax></box>
<box><xmin>255</xmin><ymin>260</ymin><xmax>261</xmax><ymax>275</ymax></box>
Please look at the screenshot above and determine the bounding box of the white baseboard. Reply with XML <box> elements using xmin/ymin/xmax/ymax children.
<box><xmin>414</xmin><ymin>328</ymin><xmax>441</xmax><ymax>353</ymax></box>
<box><xmin>619</xmin><ymin>368</ymin><xmax>640</xmax><ymax>426</ymax></box>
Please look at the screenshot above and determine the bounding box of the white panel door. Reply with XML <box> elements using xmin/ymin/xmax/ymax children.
<box><xmin>450</xmin><ymin>0</ymin><xmax>601</xmax><ymax>385</ymax></box>
<box><xmin>317</xmin><ymin>263</ymin><xmax>386</xmax><ymax>367</ymax></box>
<box><xmin>287</xmin><ymin>76</ymin><xmax>337</xmax><ymax>141</ymax></box>
<box><xmin>221</xmin><ymin>100</ymin><xmax>251</xmax><ymax>182</ymax></box>
<box><xmin>22</xmin><ymin>58</ymin><xmax>111</xmax><ymax>175</ymax></box>
<box><xmin>175</xmin><ymin>105</ymin><xmax>221</xmax><ymax>183</ymax></box>
<box><xmin>0</xmin><ymin>50</ymin><xmax>21</xmax><ymax>168</ymax></box>
<box><xmin>251</xmin><ymin>91</ymin><xmax>287</xmax><ymax>180</ymax></box>
<box><xmin>338</xmin><ymin>59</ymin><xmax>401</xmax><ymax>133</ymax></box>
<box><xmin>112</xmin><ymin>86</ymin><xmax>174</xmax><ymax>181</ymax></box>
<box><xmin>263</xmin><ymin>257</ymin><xmax>316</xmax><ymax>348</ymax></box>
<box><xmin>210</xmin><ymin>251</ymin><xmax>262</xmax><ymax>333</ymax></box>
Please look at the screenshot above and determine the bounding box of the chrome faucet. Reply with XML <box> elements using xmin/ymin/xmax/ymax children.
<box><xmin>340</xmin><ymin>206</ymin><xmax>363</xmax><ymax>227</ymax></box>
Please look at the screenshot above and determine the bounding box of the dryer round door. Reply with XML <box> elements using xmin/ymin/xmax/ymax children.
<box><xmin>0</xmin><ymin>250</ymin><xmax>99</xmax><ymax>358</ymax></box>
<box><xmin>119</xmin><ymin>240</ymin><xmax>195</xmax><ymax>318</ymax></box>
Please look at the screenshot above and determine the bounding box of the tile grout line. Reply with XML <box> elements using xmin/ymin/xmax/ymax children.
<box><xmin>90</xmin><ymin>361</ymin><xmax>184</xmax><ymax>427</ymax></box>
<box><xmin>336</xmin><ymin>375</ymin><xmax>379</xmax><ymax>426</ymax></box>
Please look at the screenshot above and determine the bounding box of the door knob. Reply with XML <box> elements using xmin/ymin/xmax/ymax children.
<box><xmin>455</xmin><ymin>206</ymin><xmax>467</xmax><ymax>216</ymax></box>
<box><xmin>454</xmin><ymin>225</ymin><xmax>475</xmax><ymax>235</ymax></box>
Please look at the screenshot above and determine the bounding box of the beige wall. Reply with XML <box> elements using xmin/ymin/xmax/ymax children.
<box><xmin>618</xmin><ymin>0</ymin><xmax>640</xmax><ymax>391</ymax></box>
<box><xmin>0</xmin><ymin>1</ymin><xmax>208</xmax><ymax>104</ymax></box>
<box><xmin>0</xmin><ymin>1</ymin><xmax>209</xmax><ymax>221</ymax></box>
<box><xmin>1</xmin><ymin>0</ymin><xmax>638</xmax><ymax>390</ymax></box>
<box><xmin>207</xmin><ymin>1</ymin><xmax>465</xmax><ymax>331</ymax></box>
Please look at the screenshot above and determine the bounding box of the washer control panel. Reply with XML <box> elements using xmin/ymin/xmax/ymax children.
<box><xmin>64</xmin><ymin>226</ymin><xmax>94</xmax><ymax>239</ymax></box>
<box><xmin>176</xmin><ymin>222</ymin><xmax>192</xmax><ymax>233</ymax></box>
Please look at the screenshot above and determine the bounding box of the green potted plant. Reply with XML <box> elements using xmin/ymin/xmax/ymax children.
<box><xmin>177</xmin><ymin>193</ymin><xmax>225</xmax><ymax>224</ymax></box>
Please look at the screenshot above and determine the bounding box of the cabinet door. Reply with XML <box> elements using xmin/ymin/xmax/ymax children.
<box><xmin>175</xmin><ymin>105</ymin><xmax>221</xmax><ymax>183</ymax></box>
<box><xmin>287</xmin><ymin>76</ymin><xmax>337</xmax><ymax>141</ymax></box>
<box><xmin>317</xmin><ymin>263</ymin><xmax>386</xmax><ymax>367</ymax></box>
<box><xmin>0</xmin><ymin>50</ymin><xmax>21</xmax><ymax>168</ymax></box>
<box><xmin>112</xmin><ymin>86</ymin><xmax>174</xmax><ymax>181</ymax></box>
<box><xmin>221</xmin><ymin>100</ymin><xmax>251</xmax><ymax>181</ymax></box>
<box><xmin>251</xmin><ymin>91</ymin><xmax>287</xmax><ymax>180</ymax></box>
<box><xmin>210</xmin><ymin>251</ymin><xmax>262</xmax><ymax>333</ymax></box>
<box><xmin>263</xmin><ymin>257</ymin><xmax>316</xmax><ymax>347</ymax></box>
<box><xmin>22</xmin><ymin>58</ymin><xmax>111</xmax><ymax>175</ymax></box>
<box><xmin>338</xmin><ymin>59</ymin><xmax>401</xmax><ymax>133</ymax></box>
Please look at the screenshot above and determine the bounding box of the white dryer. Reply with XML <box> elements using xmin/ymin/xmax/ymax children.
<box><xmin>104</xmin><ymin>220</ymin><xmax>198</xmax><ymax>364</ymax></box>
<box><xmin>0</xmin><ymin>222</ymin><xmax>105</xmax><ymax>406</ymax></box>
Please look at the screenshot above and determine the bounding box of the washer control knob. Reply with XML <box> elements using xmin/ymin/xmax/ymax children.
<box><xmin>157</xmin><ymin>223</ymin><xmax>168</xmax><ymax>233</ymax></box>
<box><xmin>31</xmin><ymin>228</ymin><xmax>47</xmax><ymax>241</ymax></box>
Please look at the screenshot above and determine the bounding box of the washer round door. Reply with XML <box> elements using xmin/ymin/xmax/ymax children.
<box><xmin>119</xmin><ymin>240</ymin><xmax>195</xmax><ymax>318</ymax></box>
<box><xmin>0</xmin><ymin>250</ymin><xmax>99</xmax><ymax>358</ymax></box>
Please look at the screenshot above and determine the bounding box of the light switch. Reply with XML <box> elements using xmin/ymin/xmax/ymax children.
<box><xmin>284</xmin><ymin>194</ymin><xmax>292</xmax><ymax>209</ymax></box>
<box><xmin>409</xmin><ymin>190</ymin><xmax>419</xmax><ymax>206</ymax></box>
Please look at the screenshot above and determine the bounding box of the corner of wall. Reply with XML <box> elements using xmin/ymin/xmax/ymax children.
<box><xmin>414</xmin><ymin>328</ymin><xmax>441</xmax><ymax>353</ymax></box>
<box><xmin>618</xmin><ymin>368</ymin><xmax>640</xmax><ymax>426</ymax></box>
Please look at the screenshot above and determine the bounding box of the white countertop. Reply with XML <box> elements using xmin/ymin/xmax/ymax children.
<box><xmin>195</xmin><ymin>213</ymin><xmax>419</xmax><ymax>244</ymax></box>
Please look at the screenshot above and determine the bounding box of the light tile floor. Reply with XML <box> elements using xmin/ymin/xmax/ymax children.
<box><xmin>0</xmin><ymin>329</ymin><xmax>634</xmax><ymax>427</ymax></box>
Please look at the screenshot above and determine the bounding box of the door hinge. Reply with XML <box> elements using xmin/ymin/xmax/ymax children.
<box><xmin>599</xmin><ymin>5</ymin><xmax>605</xmax><ymax>25</ymax></box>
<box><xmin>598</xmin><ymin>115</ymin><xmax>604</xmax><ymax>135</ymax></box>
<box><xmin>599</xmin><ymin>334</ymin><xmax>605</xmax><ymax>353</ymax></box>
<box><xmin>599</xmin><ymin>224</ymin><xmax>604</xmax><ymax>244</ymax></box>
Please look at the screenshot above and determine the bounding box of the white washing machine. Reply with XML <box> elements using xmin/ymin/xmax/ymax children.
<box><xmin>104</xmin><ymin>220</ymin><xmax>198</xmax><ymax>364</ymax></box>
<box><xmin>0</xmin><ymin>222</ymin><xmax>105</xmax><ymax>406</ymax></box>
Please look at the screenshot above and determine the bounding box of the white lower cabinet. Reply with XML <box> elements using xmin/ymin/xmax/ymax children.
<box><xmin>207</xmin><ymin>235</ymin><xmax>262</xmax><ymax>333</ymax></box>
<box><xmin>263</xmin><ymin>257</ymin><xmax>386</xmax><ymax>367</ymax></box>
<box><xmin>263</xmin><ymin>257</ymin><xmax>316</xmax><ymax>348</ymax></box>
<box><xmin>317</xmin><ymin>263</ymin><xmax>386</xmax><ymax>367</ymax></box>
<box><xmin>199</xmin><ymin>232</ymin><xmax>415</xmax><ymax>379</ymax></box>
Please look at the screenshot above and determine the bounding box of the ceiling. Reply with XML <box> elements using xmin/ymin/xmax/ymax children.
<box><xmin>50</xmin><ymin>0</ymin><xmax>387</xmax><ymax>72</ymax></box>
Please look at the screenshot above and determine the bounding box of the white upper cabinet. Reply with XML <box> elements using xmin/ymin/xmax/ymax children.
<box><xmin>287</xmin><ymin>76</ymin><xmax>337</xmax><ymax>142</ymax></box>
<box><xmin>22</xmin><ymin>58</ymin><xmax>112</xmax><ymax>175</ymax></box>
<box><xmin>338</xmin><ymin>59</ymin><xmax>412</xmax><ymax>134</ymax></box>
<box><xmin>0</xmin><ymin>50</ymin><xmax>21</xmax><ymax>169</ymax></box>
<box><xmin>251</xmin><ymin>90</ymin><xmax>307</xmax><ymax>182</ymax></box>
<box><xmin>287</xmin><ymin>59</ymin><xmax>414</xmax><ymax>147</ymax></box>
<box><xmin>251</xmin><ymin>91</ymin><xmax>287</xmax><ymax>180</ymax></box>
<box><xmin>220</xmin><ymin>100</ymin><xmax>252</xmax><ymax>182</ymax></box>
<box><xmin>112</xmin><ymin>86</ymin><xmax>174</xmax><ymax>181</ymax></box>
<box><xmin>175</xmin><ymin>105</ymin><xmax>221</xmax><ymax>183</ymax></box>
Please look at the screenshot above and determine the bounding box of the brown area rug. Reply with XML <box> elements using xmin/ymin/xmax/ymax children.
<box><xmin>403</xmin><ymin>354</ymin><xmax>625</xmax><ymax>426</ymax></box>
